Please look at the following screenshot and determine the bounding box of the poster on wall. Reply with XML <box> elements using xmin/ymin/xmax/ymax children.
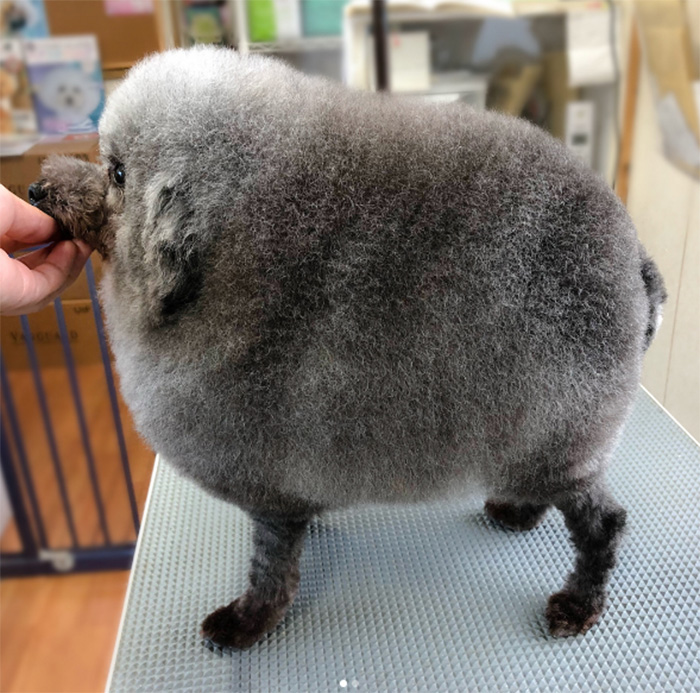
<box><xmin>184</xmin><ymin>3</ymin><xmax>227</xmax><ymax>45</ymax></box>
<box><xmin>0</xmin><ymin>38</ymin><xmax>38</xmax><ymax>137</ymax></box>
<box><xmin>23</xmin><ymin>35</ymin><xmax>105</xmax><ymax>135</ymax></box>
<box><xmin>104</xmin><ymin>0</ymin><xmax>154</xmax><ymax>16</ymax></box>
<box><xmin>0</xmin><ymin>0</ymin><xmax>49</xmax><ymax>38</ymax></box>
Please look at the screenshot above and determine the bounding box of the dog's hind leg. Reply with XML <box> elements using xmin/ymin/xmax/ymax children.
<box><xmin>484</xmin><ymin>499</ymin><xmax>549</xmax><ymax>531</ymax></box>
<box><xmin>201</xmin><ymin>511</ymin><xmax>312</xmax><ymax>651</ymax></box>
<box><xmin>546</xmin><ymin>483</ymin><xmax>627</xmax><ymax>637</ymax></box>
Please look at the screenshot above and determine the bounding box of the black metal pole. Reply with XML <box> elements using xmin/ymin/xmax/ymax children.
<box><xmin>86</xmin><ymin>259</ymin><xmax>141</xmax><ymax>535</ymax></box>
<box><xmin>372</xmin><ymin>0</ymin><xmax>390</xmax><ymax>92</ymax></box>
<box><xmin>1</xmin><ymin>358</ymin><xmax>48</xmax><ymax>547</ymax></box>
<box><xmin>1</xmin><ymin>420</ymin><xmax>38</xmax><ymax>557</ymax></box>
<box><xmin>19</xmin><ymin>314</ymin><xmax>79</xmax><ymax>547</ymax></box>
<box><xmin>54</xmin><ymin>298</ymin><xmax>112</xmax><ymax>545</ymax></box>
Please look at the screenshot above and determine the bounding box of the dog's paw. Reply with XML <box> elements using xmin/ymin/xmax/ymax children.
<box><xmin>200</xmin><ymin>593</ymin><xmax>287</xmax><ymax>651</ymax></box>
<box><xmin>484</xmin><ymin>500</ymin><xmax>548</xmax><ymax>532</ymax></box>
<box><xmin>546</xmin><ymin>590</ymin><xmax>603</xmax><ymax>637</ymax></box>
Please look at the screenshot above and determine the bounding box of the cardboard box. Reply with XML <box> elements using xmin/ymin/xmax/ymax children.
<box><xmin>0</xmin><ymin>134</ymin><xmax>103</xmax><ymax>299</ymax></box>
<box><xmin>0</xmin><ymin>299</ymin><xmax>105</xmax><ymax>370</ymax></box>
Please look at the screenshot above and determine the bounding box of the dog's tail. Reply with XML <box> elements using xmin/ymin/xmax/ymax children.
<box><xmin>639</xmin><ymin>249</ymin><xmax>667</xmax><ymax>351</ymax></box>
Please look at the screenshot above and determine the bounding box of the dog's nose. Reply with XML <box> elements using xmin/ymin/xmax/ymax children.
<box><xmin>28</xmin><ymin>183</ymin><xmax>47</xmax><ymax>206</ymax></box>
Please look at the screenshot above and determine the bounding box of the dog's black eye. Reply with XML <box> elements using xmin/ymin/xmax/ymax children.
<box><xmin>112</xmin><ymin>163</ymin><xmax>126</xmax><ymax>187</ymax></box>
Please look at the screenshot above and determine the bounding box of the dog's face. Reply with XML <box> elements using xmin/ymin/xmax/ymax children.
<box><xmin>30</xmin><ymin>47</ymin><xmax>298</xmax><ymax>256</ymax></box>
<box><xmin>31</xmin><ymin>53</ymin><xmax>214</xmax><ymax>254</ymax></box>
<box><xmin>29</xmin><ymin>86</ymin><xmax>206</xmax><ymax>323</ymax></box>
<box><xmin>30</xmin><ymin>48</ymin><xmax>276</xmax><ymax>326</ymax></box>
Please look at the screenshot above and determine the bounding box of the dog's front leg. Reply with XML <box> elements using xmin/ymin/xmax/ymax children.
<box><xmin>201</xmin><ymin>512</ymin><xmax>311</xmax><ymax>651</ymax></box>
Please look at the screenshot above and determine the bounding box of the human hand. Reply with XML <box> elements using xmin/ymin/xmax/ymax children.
<box><xmin>0</xmin><ymin>184</ymin><xmax>92</xmax><ymax>315</ymax></box>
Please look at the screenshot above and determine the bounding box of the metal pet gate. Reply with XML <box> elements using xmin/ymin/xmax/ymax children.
<box><xmin>1</xmin><ymin>258</ymin><xmax>141</xmax><ymax>576</ymax></box>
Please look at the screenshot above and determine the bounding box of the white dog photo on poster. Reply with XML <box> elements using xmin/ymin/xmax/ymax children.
<box><xmin>23</xmin><ymin>35</ymin><xmax>104</xmax><ymax>134</ymax></box>
<box><xmin>36</xmin><ymin>65</ymin><xmax>101</xmax><ymax>131</ymax></box>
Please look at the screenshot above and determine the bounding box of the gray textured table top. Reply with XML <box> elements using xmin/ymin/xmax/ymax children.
<box><xmin>108</xmin><ymin>389</ymin><xmax>700</xmax><ymax>692</ymax></box>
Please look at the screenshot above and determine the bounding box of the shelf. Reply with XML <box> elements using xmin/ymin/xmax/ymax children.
<box><xmin>247</xmin><ymin>36</ymin><xmax>344</xmax><ymax>53</ymax></box>
<box><xmin>345</xmin><ymin>0</ymin><xmax>607</xmax><ymax>21</ymax></box>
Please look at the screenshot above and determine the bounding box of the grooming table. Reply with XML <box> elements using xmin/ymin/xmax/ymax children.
<box><xmin>107</xmin><ymin>390</ymin><xmax>699</xmax><ymax>692</ymax></box>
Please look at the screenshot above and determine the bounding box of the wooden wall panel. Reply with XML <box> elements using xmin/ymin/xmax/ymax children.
<box><xmin>627</xmin><ymin>35</ymin><xmax>699</xmax><ymax>441</ymax></box>
<box><xmin>45</xmin><ymin>0</ymin><xmax>162</xmax><ymax>70</ymax></box>
<box><xmin>664</xmin><ymin>187</ymin><xmax>700</xmax><ymax>439</ymax></box>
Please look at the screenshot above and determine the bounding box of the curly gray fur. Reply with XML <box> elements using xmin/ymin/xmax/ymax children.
<box><xmin>32</xmin><ymin>46</ymin><xmax>666</xmax><ymax>648</ymax></box>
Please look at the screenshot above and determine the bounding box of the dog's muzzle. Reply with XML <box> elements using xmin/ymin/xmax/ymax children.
<box><xmin>28</xmin><ymin>182</ymin><xmax>47</xmax><ymax>207</ymax></box>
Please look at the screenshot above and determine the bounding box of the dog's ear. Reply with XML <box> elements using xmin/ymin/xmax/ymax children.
<box><xmin>143</xmin><ymin>182</ymin><xmax>205</xmax><ymax>325</ymax></box>
<box><xmin>158</xmin><ymin>232</ymin><xmax>203</xmax><ymax>321</ymax></box>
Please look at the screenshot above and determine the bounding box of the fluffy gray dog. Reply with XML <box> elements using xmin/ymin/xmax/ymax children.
<box><xmin>30</xmin><ymin>46</ymin><xmax>666</xmax><ymax>651</ymax></box>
